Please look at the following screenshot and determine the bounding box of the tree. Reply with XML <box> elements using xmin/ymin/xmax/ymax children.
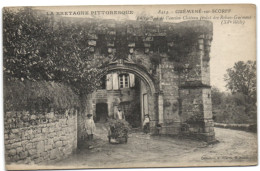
<box><xmin>3</xmin><ymin>7</ymin><xmax>54</xmax><ymax>81</ymax></box>
<box><xmin>224</xmin><ymin>60</ymin><xmax>256</xmax><ymax>103</ymax></box>
<box><xmin>214</xmin><ymin>61</ymin><xmax>258</xmax><ymax>124</ymax></box>
<box><xmin>3</xmin><ymin>7</ymin><xmax>109</xmax><ymax>99</ymax></box>
<box><xmin>45</xmin><ymin>18</ymin><xmax>109</xmax><ymax>96</ymax></box>
<box><xmin>211</xmin><ymin>86</ymin><xmax>224</xmax><ymax>106</ymax></box>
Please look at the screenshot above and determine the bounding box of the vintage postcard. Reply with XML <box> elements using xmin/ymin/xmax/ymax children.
<box><xmin>2</xmin><ymin>4</ymin><xmax>257</xmax><ymax>170</ymax></box>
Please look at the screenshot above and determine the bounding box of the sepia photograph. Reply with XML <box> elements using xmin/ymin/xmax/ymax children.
<box><xmin>2</xmin><ymin>4</ymin><xmax>257</xmax><ymax>170</ymax></box>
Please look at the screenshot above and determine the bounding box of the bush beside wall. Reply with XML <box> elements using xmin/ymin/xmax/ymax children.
<box><xmin>4</xmin><ymin>80</ymin><xmax>79</xmax><ymax>112</ymax></box>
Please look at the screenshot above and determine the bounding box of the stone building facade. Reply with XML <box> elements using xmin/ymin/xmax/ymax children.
<box><xmin>83</xmin><ymin>19</ymin><xmax>215</xmax><ymax>142</ymax></box>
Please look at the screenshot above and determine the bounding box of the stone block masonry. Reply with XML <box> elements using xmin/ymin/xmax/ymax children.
<box><xmin>4</xmin><ymin>111</ymin><xmax>77</xmax><ymax>164</ymax></box>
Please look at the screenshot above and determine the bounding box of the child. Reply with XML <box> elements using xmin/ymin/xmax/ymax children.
<box><xmin>85</xmin><ymin>114</ymin><xmax>96</xmax><ymax>140</ymax></box>
<box><xmin>143</xmin><ymin>114</ymin><xmax>150</xmax><ymax>134</ymax></box>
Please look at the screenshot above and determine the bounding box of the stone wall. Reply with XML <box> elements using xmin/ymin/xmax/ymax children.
<box><xmin>4</xmin><ymin>110</ymin><xmax>77</xmax><ymax>164</ymax></box>
<box><xmin>179</xmin><ymin>88</ymin><xmax>203</xmax><ymax>123</ymax></box>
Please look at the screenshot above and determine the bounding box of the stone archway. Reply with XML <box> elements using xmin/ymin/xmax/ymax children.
<box><xmin>99</xmin><ymin>61</ymin><xmax>159</xmax><ymax>134</ymax></box>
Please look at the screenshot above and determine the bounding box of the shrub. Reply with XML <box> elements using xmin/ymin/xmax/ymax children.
<box><xmin>4</xmin><ymin>80</ymin><xmax>79</xmax><ymax>112</ymax></box>
<box><xmin>107</xmin><ymin>118</ymin><xmax>131</xmax><ymax>138</ymax></box>
<box><xmin>212</xmin><ymin>87</ymin><xmax>257</xmax><ymax>125</ymax></box>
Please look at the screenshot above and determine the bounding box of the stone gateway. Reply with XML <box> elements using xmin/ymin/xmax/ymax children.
<box><xmin>81</xmin><ymin>19</ymin><xmax>216</xmax><ymax>143</ymax></box>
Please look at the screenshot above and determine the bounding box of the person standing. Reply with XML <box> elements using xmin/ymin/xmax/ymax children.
<box><xmin>85</xmin><ymin>114</ymin><xmax>96</xmax><ymax>140</ymax></box>
<box><xmin>116</xmin><ymin>107</ymin><xmax>125</xmax><ymax>120</ymax></box>
<box><xmin>143</xmin><ymin>114</ymin><xmax>150</xmax><ymax>134</ymax></box>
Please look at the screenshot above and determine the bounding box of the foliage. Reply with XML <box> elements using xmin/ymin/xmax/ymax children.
<box><xmin>3</xmin><ymin>8</ymin><xmax>53</xmax><ymax>82</ymax></box>
<box><xmin>224</xmin><ymin>61</ymin><xmax>256</xmax><ymax>103</ymax></box>
<box><xmin>211</xmin><ymin>87</ymin><xmax>257</xmax><ymax>124</ymax></box>
<box><xmin>186</xmin><ymin>111</ymin><xmax>204</xmax><ymax>124</ymax></box>
<box><xmin>167</xmin><ymin>32</ymin><xmax>199</xmax><ymax>62</ymax></box>
<box><xmin>150</xmin><ymin>53</ymin><xmax>161</xmax><ymax>66</ymax></box>
<box><xmin>115</xmin><ymin>25</ymin><xmax>128</xmax><ymax>60</ymax></box>
<box><xmin>214</xmin><ymin>61</ymin><xmax>257</xmax><ymax>124</ymax></box>
<box><xmin>107</xmin><ymin>118</ymin><xmax>131</xmax><ymax>138</ymax></box>
<box><xmin>211</xmin><ymin>87</ymin><xmax>225</xmax><ymax>106</ymax></box>
<box><xmin>4</xmin><ymin>80</ymin><xmax>79</xmax><ymax>112</ymax></box>
<box><xmin>3</xmin><ymin>7</ymin><xmax>109</xmax><ymax>97</ymax></box>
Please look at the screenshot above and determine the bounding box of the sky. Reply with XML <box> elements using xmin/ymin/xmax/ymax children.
<box><xmin>209</xmin><ymin>5</ymin><xmax>256</xmax><ymax>91</ymax></box>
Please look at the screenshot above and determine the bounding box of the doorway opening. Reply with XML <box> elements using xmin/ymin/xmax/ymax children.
<box><xmin>95</xmin><ymin>103</ymin><xmax>108</xmax><ymax>123</ymax></box>
<box><xmin>93</xmin><ymin>62</ymin><xmax>157</xmax><ymax>130</ymax></box>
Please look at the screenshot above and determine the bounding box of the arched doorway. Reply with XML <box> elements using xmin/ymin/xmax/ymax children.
<box><xmin>95</xmin><ymin>61</ymin><xmax>159</xmax><ymax>133</ymax></box>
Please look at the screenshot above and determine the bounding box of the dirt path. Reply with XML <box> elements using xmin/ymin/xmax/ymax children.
<box><xmin>53</xmin><ymin>125</ymin><xmax>257</xmax><ymax>168</ymax></box>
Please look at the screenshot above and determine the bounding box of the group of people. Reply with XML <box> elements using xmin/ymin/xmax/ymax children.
<box><xmin>84</xmin><ymin>107</ymin><xmax>150</xmax><ymax>141</ymax></box>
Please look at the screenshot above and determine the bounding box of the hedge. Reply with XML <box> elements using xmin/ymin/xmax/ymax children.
<box><xmin>4</xmin><ymin>80</ymin><xmax>79</xmax><ymax>112</ymax></box>
<box><xmin>214</xmin><ymin>122</ymin><xmax>257</xmax><ymax>133</ymax></box>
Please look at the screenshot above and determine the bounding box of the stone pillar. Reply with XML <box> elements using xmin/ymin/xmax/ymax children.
<box><xmin>201</xmin><ymin>88</ymin><xmax>216</xmax><ymax>142</ymax></box>
<box><xmin>200</xmin><ymin>34</ymin><xmax>215</xmax><ymax>143</ymax></box>
<box><xmin>158</xmin><ymin>64</ymin><xmax>164</xmax><ymax>125</ymax></box>
<box><xmin>179</xmin><ymin>86</ymin><xmax>216</xmax><ymax>143</ymax></box>
<box><xmin>199</xmin><ymin>34</ymin><xmax>212</xmax><ymax>85</ymax></box>
<box><xmin>158</xmin><ymin>92</ymin><xmax>164</xmax><ymax>124</ymax></box>
<box><xmin>149</xmin><ymin>92</ymin><xmax>158</xmax><ymax>135</ymax></box>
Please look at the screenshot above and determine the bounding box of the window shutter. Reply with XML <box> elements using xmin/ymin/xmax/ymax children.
<box><xmin>129</xmin><ymin>73</ymin><xmax>135</xmax><ymax>87</ymax></box>
<box><xmin>106</xmin><ymin>74</ymin><xmax>113</xmax><ymax>90</ymax></box>
<box><xmin>113</xmin><ymin>73</ymin><xmax>119</xmax><ymax>90</ymax></box>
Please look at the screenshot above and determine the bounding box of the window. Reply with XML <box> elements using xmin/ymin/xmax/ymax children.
<box><xmin>119</xmin><ymin>74</ymin><xmax>129</xmax><ymax>88</ymax></box>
